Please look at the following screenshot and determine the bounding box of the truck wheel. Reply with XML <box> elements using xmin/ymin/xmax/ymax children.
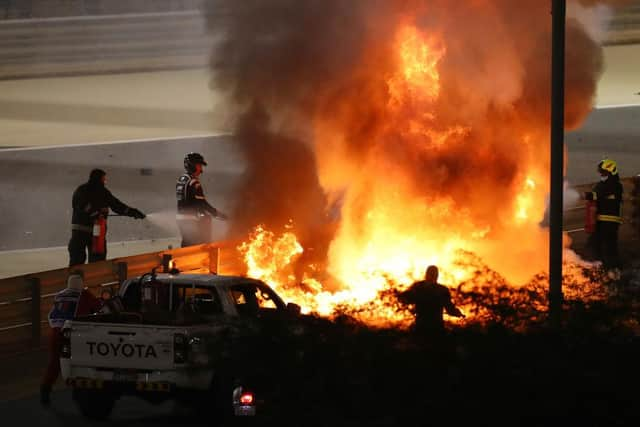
<box><xmin>72</xmin><ymin>389</ymin><xmax>116</xmax><ymax>420</ymax></box>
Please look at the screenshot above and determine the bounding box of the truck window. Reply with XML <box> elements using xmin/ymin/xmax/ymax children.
<box><xmin>175</xmin><ymin>286</ymin><xmax>222</xmax><ymax>316</ymax></box>
<box><xmin>229</xmin><ymin>283</ymin><xmax>283</xmax><ymax>317</ymax></box>
<box><xmin>120</xmin><ymin>280</ymin><xmax>141</xmax><ymax>311</ymax></box>
<box><xmin>256</xmin><ymin>289</ymin><xmax>277</xmax><ymax>309</ymax></box>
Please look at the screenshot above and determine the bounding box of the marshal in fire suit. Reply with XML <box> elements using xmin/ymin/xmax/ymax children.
<box><xmin>40</xmin><ymin>273</ymin><xmax>102</xmax><ymax>406</ymax></box>
<box><xmin>68</xmin><ymin>169</ymin><xmax>145</xmax><ymax>266</ymax></box>
<box><xmin>585</xmin><ymin>159</ymin><xmax>623</xmax><ymax>270</ymax></box>
<box><xmin>176</xmin><ymin>153</ymin><xmax>227</xmax><ymax>247</ymax></box>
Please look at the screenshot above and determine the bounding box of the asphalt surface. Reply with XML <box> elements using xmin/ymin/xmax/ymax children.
<box><xmin>0</xmin><ymin>104</ymin><xmax>637</xmax><ymax>253</ymax></box>
<box><xmin>0</xmin><ymin>135</ymin><xmax>243</xmax><ymax>251</ymax></box>
<box><xmin>0</xmin><ymin>392</ymin><xmax>187</xmax><ymax>426</ymax></box>
<box><xmin>566</xmin><ymin>105</ymin><xmax>640</xmax><ymax>185</ymax></box>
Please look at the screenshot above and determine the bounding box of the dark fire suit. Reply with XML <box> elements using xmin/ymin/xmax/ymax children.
<box><xmin>398</xmin><ymin>280</ymin><xmax>463</xmax><ymax>338</ymax></box>
<box><xmin>176</xmin><ymin>173</ymin><xmax>222</xmax><ymax>247</ymax></box>
<box><xmin>68</xmin><ymin>181</ymin><xmax>139</xmax><ymax>266</ymax></box>
<box><xmin>585</xmin><ymin>174</ymin><xmax>623</xmax><ymax>269</ymax></box>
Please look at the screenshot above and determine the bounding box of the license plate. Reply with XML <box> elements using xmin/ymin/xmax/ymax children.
<box><xmin>113</xmin><ymin>370</ymin><xmax>137</xmax><ymax>382</ymax></box>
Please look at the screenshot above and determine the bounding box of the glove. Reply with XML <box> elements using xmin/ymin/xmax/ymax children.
<box><xmin>129</xmin><ymin>208</ymin><xmax>146</xmax><ymax>219</ymax></box>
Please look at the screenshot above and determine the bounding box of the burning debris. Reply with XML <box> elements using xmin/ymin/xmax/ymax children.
<box><xmin>207</xmin><ymin>1</ymin><xmax>627</xmax><ymax>325</ymax></box>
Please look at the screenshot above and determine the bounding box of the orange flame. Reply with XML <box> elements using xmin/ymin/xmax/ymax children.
<box><xmin>237</xmin><ymin>23</ymin><xmax>594</xmax><ymax>327</ymax></box>
<box><xmin>238</xmin><ymin>223</ymin><xmax>303</xmax><ymax>287</ymax></box>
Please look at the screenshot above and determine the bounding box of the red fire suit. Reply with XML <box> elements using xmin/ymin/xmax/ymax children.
<box><xmin>42</xmin><ymin>288</ymin><xmax>102</xmax><ymax>388</ymax></box>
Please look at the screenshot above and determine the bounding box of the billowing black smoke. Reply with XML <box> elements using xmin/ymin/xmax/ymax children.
<box><xmin>206</xmin><ymin>0</ymin><xmax>626</xmax><ymax>277</ymax></box>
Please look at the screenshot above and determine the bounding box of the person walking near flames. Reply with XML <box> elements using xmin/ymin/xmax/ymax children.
<box><xmin>40</xmin><ymin>272</ymin><xmax>102</xmax><ymax>406</ymax></box>
<box><xmin>68</xmin><ymin>169</ymin><xmax>146</xmax><ymax>266</ymax></box>
<box><xmin>396</xmin><ymin>265</ymin><xmax>465</xmax><ymax>339</ymax></box>
<box><xmin>584</xmin><ymin>159</ymin><xmax>623</xmax><ymax>274</ymax></box>
<box><xmin>176</xmin><ymin>152</ymin><xmax>228</xmax><ymax>247</ymax></box>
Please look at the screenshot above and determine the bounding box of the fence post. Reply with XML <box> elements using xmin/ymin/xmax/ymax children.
<box><xmin>116</xmin><ymin>262</ymin><xmax>128</xmax><ymax>284</ymax></box>
<box><xmin>29</xmin><ymin>277</ymin><xmax>41</xmax><ymax>347</ymax></box>
<box><xmin>162</xmin><ymin>254</ymin><xmax>173</xmax><ymax>273</ymax></box>
<box><xmin>209</xmin><ymin>246</ymin><xmax>220</xmax><ymax>274</ymax></box>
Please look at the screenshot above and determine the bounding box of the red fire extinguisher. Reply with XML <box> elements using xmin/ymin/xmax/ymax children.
<box><xmin>584</xmin><ymin>199</ymin><xmax>597</xmax><ymax>234</ymax></box>
<box><xmin>91</xmin><ymin>216</ymin><xmax>107</xmax><ymax>255</ymax></box>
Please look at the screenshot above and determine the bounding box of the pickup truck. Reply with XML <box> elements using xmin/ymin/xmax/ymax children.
<box><xmin>60</xmin><ymin>270</ymin><xmax>303</xmax><ymax>421</ymax></box>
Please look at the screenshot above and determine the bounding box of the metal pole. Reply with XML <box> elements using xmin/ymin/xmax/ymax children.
<box><xmin>162</xmin><ymin>254</ymin><xmax>173</xmax><ymax>273</ymax></box>
<box><xmin>117</xmin><ymin>262</ymin><xmax>128</xmax><ymax>284</ymax></box>
<box><xmin>549</xmin><ymin>0</ymin><xmax>566</xmax><ymax>325</ymax></box>
<box><xmin>209</xmin><ymin>246</ymin><xmax>220</xmax><ymax>274</ymax></box>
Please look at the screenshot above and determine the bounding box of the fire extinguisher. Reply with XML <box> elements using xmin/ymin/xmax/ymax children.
<box><xmin>91</xmin><ymin>216</ymin><xmax>107</xmax><ymax>255</ymax></box>
<box><xmin>584</xmin><ymin>199</ymin><xmax>597</xmax><ymax>234</ymax></box>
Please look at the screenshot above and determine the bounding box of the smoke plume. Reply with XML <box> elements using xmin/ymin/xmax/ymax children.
<box><xmin>206</xmin><ymin>0</ymin><xmax>624</xmax><ymax>284</ymax></box>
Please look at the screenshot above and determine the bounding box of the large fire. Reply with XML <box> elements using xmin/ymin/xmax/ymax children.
<box><xmin>235</xmin><ymin>23</ymin><xmax>572</xmax><ymax>327</ymax></box>
<box><xmin>208</xmin><ymin>1</ymin><xmax>615</xmax><ymax>328</ymax></box>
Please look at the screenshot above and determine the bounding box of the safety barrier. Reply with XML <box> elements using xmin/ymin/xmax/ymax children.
<box><xmin>0</xmin><ymin>177</ymin><xmax>637</xmax><ymax>356</ymax></box>
<box><xmin>1</xmin><ymin>0</ymin><xmax>203</xmax><ymax>20</ymax></box>
<box><xmin>0</xmin><ymin>9</ymin><xmax>210</xmax><ymax>79</ymax></box>
<box><xmin>0</xmin><ymin>240</ymin><xmax>245</xmax><ymax>355</ymax></box>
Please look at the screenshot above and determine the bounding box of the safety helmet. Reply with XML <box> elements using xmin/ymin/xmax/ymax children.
<box><xmin>598</xmin><ymin>158</ymin><xmax>618</xmax><ymax>176</ymax></box>
<box><xmin>184</xmin><ymin>152</ymin><xmax>207</xmax><ymax>173</ymax></box>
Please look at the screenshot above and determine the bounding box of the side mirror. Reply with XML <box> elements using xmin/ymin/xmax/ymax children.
<box><xmin>286</xmin><ymin>302</ymin><xmax>301</xmax><ymax>316</ymax></box>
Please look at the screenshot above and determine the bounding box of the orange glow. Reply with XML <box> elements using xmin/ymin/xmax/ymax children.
<box><xmin>236</xmin><ymin>22</ymin><xmax>595</xmax><ymax>328</ymax></box>
<box><xmin>388</xmin><ymin>25</ymin><xmax>444</xmax><ymax>106</ymax></box>
<box><xmin>238</xmin><ymin>223</ymin><xmax>302</xmax><ymax>287</ymax></box>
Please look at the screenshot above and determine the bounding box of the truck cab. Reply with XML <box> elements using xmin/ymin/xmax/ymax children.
<box><xmin>60</xmin><ymin>272</ymin><xmax>302</xmax><ymax>420</ymax></box>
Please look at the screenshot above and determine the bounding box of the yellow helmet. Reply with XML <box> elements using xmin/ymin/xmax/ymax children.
<box><xmin>598</xmin><ymin>158</ymin><xmax>618</xmax><ymax>176</ymax></box>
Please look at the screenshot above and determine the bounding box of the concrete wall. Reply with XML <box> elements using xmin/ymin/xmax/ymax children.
<box><xmin>0</xmin><ymin>0</ymin><xmax>203</xmax><ymax>19</ymax></box>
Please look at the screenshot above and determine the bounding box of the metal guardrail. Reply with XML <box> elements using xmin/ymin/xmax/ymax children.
<box><xmin>0</xmin><ymin>178</ymin><xmax>636</xmax><ymax>354</ymax></box>
<box><xmin>0</xmin><ymin>0</ymin><xmax>203</xmax><ymax>20</ymax></box>
<box><xmin>0</xmin><ymin>240</ymin><xmax>245</xmax><ymax>354</ymax></box>
<box><xmin>0</xmin><ymin>9</ymin><xmax>211</xmax><ymax>79</ymax></box>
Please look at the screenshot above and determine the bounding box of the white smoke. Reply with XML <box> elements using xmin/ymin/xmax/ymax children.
<box><xmin>568</xmin><ymin>2</ymin><xmax>615</xmax><ymax>44</ymax></box>
<box><xmin>145</xmin><ymin>210</ymin><xmax>230</xmax><ymax>242</ymax></box>
<box><xmin>145</xmin><ymin>211</ymin><xmax>179</xmax><ymax>235</ymax></box>
<box><xmin>564</xmin><ymin>181</ymin><xmax>582</xmax><ymax>210</ymax></box>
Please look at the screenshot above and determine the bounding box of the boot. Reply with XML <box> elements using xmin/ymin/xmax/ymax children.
<box><xmin>40</xmin><ymin>384</ymin><xmax>51</xmax><ymax>406</ymax></box>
